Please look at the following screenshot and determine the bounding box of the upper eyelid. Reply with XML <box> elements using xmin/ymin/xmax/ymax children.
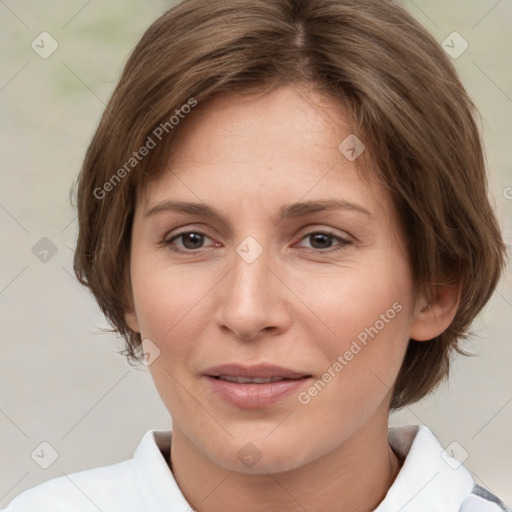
<box><xmin>165</xmin><ymin>224</ymin><xmax>351</xmax><ymax>239</ymax></box>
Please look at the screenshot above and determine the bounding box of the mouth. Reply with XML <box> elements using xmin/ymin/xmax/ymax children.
<box><xmin>202</xmin><ymin>364</ymin><xmax>312</xmax><ymax>408</ymax></box>
<box><xmin>211</xmin><ymin>375</ymin><xmax>306</xmax><ymax>384</ymax></box>
<box><xmin>204</xmin><ymin>363</ymin><xmax>311</xmax><ymax>380</ymax></box>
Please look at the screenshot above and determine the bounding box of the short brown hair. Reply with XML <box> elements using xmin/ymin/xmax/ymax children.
<box><xmin>73</xmin><ymin>0</ymin><xmax>507</xmax><ymax>409</ymax></box>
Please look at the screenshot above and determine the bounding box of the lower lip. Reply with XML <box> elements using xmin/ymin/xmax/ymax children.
<box><xmin>204</xmin><ymin>376</ymin><xmax>311</xmax><ymax>409</ymax></box>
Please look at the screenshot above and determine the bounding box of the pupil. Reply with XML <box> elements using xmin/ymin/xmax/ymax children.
<box><xmin>183</xmin><ymin>233</ymin><xmax>203</xmax><ymax>249</ymax></box>
<box><xmin>311</xmin><ymin>233</ymin><xmax>331</xmax><ymax>249</ymax></box>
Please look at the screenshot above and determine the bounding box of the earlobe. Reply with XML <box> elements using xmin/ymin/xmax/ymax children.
<box><xmin>409</xmin><ymin>280</ymin><xmax>461</xmax><ymax>342</ymax></box>
<box><xmin>125</xmin><ymin>310</ymin><xmax>140</xmax><ymax>333</ymax></box>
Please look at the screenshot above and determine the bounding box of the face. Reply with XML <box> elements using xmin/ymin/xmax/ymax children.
<box><xmin>126</xmin><ymin>84</ymin><xmax>421</xmax><ymax>474</ymax></box>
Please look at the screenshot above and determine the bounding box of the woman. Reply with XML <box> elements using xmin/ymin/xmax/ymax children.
<box><xmin>4</xmin><ymin>0</ymin><xmax>509</xmax><ymax>510</ymax></box>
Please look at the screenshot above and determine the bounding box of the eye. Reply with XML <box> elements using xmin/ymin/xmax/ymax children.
<box><xmin>163</xmin><ymin>229</ymin><xmax>352</xmax><ymax>254</ymax></box>
<box><xmin>165</xmin><ymin>231</ymin><xmax>217</xmax><ymax>252</ymax></box>
<box><xmin>296</xmin><ymin>231</ymin><xmax>352</xmax><ymax>252</ymax></box>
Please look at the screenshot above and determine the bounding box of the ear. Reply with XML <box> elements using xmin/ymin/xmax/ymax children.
<box><xmin>409</xmin><ymin>280</ymin><xmax>461</xmax><ymax>341</ymax></box>
<box><xmin>125</xmin><ymin>310</ymin><xmax>140</xmax><ymax>334</ymax></box>
<box><xmin>123</xmin><ymin>266</ymin><xmax>140</xmax><ymax>334</ymax></box>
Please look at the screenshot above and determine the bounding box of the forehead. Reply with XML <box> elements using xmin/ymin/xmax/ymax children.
<box><xmin>138</xmin><ymin>85</ymin><xmax>394</xmax><ymax>227</ymax></box>
<box><xmin>168</xmin><ymin>85</ymin><xmax>354</xmax><ymax>170</ymax></box>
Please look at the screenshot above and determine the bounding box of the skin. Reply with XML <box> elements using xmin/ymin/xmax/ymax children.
<box><xmin>125</xmin><ymin>84</ymin><xmax>460</xmax><ymax>512</ymax></box>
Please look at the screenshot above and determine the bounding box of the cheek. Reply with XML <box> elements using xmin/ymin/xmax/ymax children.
<box><xmin>296</xmin><ymin>255</ymin><xmax>412</xmax><ymax>344</ymax></box>
<box><xmin>133</xmin><ymin>264</ymin><xmax>212</xmax><ymax>416</ymax></box>
<box><xmin>297</xmin><ymin>253</ymin><xmax>413</xmax><ymax>396</ymax></box>
<box><xmin>130</xmin><ymin>256</ymin><xmax>214</xmax><ymax>343</ymax></box>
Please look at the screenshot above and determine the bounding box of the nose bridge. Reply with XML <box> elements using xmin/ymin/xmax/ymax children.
<box><xmin>215</xmin><ymin>237</ymin><xmax>288</xmax><ymax>339</ymax></box>
<box><xmin>230</xmin><ymin>239</ymin><xmax>272</xmax><ymax>307</ymax></box>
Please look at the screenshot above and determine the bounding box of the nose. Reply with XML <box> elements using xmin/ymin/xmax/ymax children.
<box><xmin>214</xmin><ymin>246</ymin><xmax>292</xmax><ymax>341</ymax></box>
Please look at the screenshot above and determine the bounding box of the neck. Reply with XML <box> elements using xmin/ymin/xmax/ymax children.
<box><xmin>169</xmin><ymin>416</ymin><xmax>401</xmax><ymax>512</ymax></box>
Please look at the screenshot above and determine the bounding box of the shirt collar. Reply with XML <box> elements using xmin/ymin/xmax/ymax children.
<box><xmin>375</xmin><ymin>425</ymin><xmax>474</xmax><ymax>511</ymax></box>
<box><xmin>133</xmin><ymin>429</ymin><xmax>191</xmax><ymax>511</ymax></box>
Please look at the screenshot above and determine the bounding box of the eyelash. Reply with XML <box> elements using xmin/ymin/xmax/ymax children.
<box><xmin>163</xmin><ymin>229</ymin><xmax>353</xmax><ymax>254</ymax></box>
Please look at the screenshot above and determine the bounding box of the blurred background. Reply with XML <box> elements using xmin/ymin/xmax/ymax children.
<box><xmin>1</xmin><ymin>0</ymin><xmax>511</xmax><ymax>507</ymax></box>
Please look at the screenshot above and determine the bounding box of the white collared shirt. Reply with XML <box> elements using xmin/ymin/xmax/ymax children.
<box><xmin>3</xmin><ymin>425</ymin><xmax>510</xmax><ymax>511</ymax></box>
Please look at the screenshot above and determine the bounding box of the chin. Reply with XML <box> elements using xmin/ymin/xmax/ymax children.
<box><xmin>208</xmin><ymin>430</ymin><xmax>321</xmax><ymax>475</ymax></box>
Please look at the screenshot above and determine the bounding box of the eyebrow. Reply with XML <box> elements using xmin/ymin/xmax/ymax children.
<box><xmin>145</xmin><ymin>199</ymin><xmax>373</xmax><ymax>226</ymax></box>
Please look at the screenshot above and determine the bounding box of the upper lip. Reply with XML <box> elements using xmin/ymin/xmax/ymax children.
<box><xmin>203</xmin><ymin>364</ymin><xmax>311</xmax><ymax>379</ymax></box>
